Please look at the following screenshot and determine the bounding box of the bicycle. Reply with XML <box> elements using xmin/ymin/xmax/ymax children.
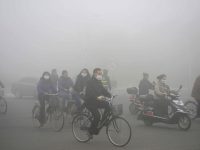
<box><xmin>72</xmin><ymin>96</ymin><xmax>132</xmax><ymax>147</ymax></box>
<box><xmin>32</xmin><ymin>93</ymin><xmax>64</xmax><ymax>132</ymax></box>
<box><xmin>0</xmin><ymin>88</ymin><xmax>7</xmax><ymax>114</ymax></box>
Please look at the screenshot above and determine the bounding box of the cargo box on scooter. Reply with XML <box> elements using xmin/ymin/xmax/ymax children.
<box><xmin>127</xmin><ymin>87</ymin><xmax>138</xmax><ymax>94</ymax></box>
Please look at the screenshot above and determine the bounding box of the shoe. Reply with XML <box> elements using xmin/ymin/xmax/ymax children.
<box><xmin>88</xmin><ymin>128</ymin><xmax>99</xmax><ymax>135</ymax></box>
<box><xmin>87</xmin><ymin>131</ymin><xmax>93</xmax><ymax>140</ymax></box>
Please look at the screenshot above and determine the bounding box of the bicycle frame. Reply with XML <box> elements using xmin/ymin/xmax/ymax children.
<box><xmin>96</xmin><ymin>96</ymin><xmax>118</xmax><ymax>131</ymax></box>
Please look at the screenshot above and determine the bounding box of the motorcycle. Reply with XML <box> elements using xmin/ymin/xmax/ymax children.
<box><xmin>137</xmin><ymin>86</ymin><xmax>191</xmax><ymax>131</ymax></box>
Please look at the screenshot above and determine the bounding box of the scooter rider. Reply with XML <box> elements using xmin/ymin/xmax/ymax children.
<box><xmin>154</xmin><ymin>74</ymin><xmax>170</xmax><ymax>117</ymax></box>
<box><xmin>191</xmin><ymin>75</ymin><xmax>200</xmax><ymax>117</ymax></box>
<box><xmin>139</xmin><ymin>73</ymin><xmax>154</xmax><ymax>96</ymax></box>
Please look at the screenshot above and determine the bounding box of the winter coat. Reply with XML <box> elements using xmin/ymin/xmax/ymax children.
<box><xmin>74</xmin><ymin>74</ymin><xmax>90</xmax><ymax>93</ymax></box>
<box><xmin>138</xmin><ymin>79</ymin><xmax>154</xmax><ymax>95</ymax></box>
<box><xmin>37</xmin><ymin>78</ymin><xmax>53</xmax><ymax>95</ymax></box>
<box><xmin>85</xmin><ymin>77</ymin><xmax>111</xmax><ymax>103</ymax></box>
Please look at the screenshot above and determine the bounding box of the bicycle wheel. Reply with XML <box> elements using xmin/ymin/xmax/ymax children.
<box><xmin>51</xmin><ymin>108</ymin><xmax>64</xmax><ymax>132</ymax></box>
<box><xmin>32</xmin><ymin>104</ymin><xmax>41</xmax><ymax>128</ymax></box>
<box><xmin>106</xmin><ymin>116</ymin><xmax>132</xmax><ymax>147</ymax></box>
<box><xmin>0</xmin><ymin>97</ymin><xmax>7</xmax><ymax>114</ymax></box>
<box><xmin>72</xmin><ymin>114</ymin><xmax>91</xmax><ymax>143</ymax></box>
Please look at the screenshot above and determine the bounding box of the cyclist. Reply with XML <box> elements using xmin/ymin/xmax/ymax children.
<box><xmin>85</xmin><ymin>68</ymin><xmax>111</xmax><ymax>135</ymax></box>
<box><xmin>58</xmin><ymin>70</ymin><xmax>74</xmax><ymax>110</ymax></box>
<box><xmin>73</xmin><ymin>68</ymin><xmax>91</xmax><ymax>108</ymax></box>
<box><xmin>37</xmin><ymin>72</ymin><xmax>54</xmax><ymax>127</ymax></box>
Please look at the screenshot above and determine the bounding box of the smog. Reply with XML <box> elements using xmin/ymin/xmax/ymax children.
<box><xmin>0</xmin><ymin>0</ymin><xmax>200</xmax><ymax>150</ymax></box>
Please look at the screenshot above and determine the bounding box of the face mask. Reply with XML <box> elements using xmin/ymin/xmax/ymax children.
<box><xmin>96</xmin><ymin>75</ymin><xmax>103</xmax><ymax>81</ymax></box>
<box><xmin>161</xmin><ymin>79</ymin><xmax>166</xmax><ymax>84</ymax></box>
<box><xmin>44</xmin><ymin>75</ymin><xmax>50</xmax><ymax>80</ymax></box>
<box><xmin>81</xmin><ymin>73</ymin><xmax>87</xmax><ymax>77</ymax></box>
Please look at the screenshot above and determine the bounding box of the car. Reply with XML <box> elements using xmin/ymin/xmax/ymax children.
<box><xmin>11</xmin><ymin>77</ymin><xmax>38</xmax><ymax>98</ymax></box>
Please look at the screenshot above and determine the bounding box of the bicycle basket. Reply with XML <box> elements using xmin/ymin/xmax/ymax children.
<box><xmin>112</xmin><ymin>104</ymin><xmax>123</xmax><ymax>116</ymax></box>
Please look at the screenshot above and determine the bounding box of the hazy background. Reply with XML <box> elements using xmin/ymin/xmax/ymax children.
<box><xmin>0</xmin><ymin>0</ymin><xmax>200</xmax><ymax>94</ymax></box>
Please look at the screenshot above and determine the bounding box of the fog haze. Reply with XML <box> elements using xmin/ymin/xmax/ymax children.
<box><xmin>0</xmin><ymin>0</ymin><xmax>200</xmax><ymax>91</ymax></box>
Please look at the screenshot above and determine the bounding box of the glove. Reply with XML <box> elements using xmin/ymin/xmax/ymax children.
<box><xmin>97</xmin><ymin>96</ymin><xmax>105</xmax><ymax>101</ymax></box>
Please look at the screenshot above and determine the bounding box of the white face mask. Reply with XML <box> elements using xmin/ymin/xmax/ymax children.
<box><xmin>44</xmin><ymin>75</ymin><xmax>50</xmax><ymax>80</ymax></box>
<box><xmin>161</xmin><ymin>79</ymin><xmax>166</xmax><ymax>84</ymax></box>
<box><xmin>96</xmin><ymin>75</ymin><xmax>103</xmax><ymax>81</ymax></box>
<box><xmin>81</xmin><ymin>73</ymin><xmax>87</xmax><ymax>77</ymax></box>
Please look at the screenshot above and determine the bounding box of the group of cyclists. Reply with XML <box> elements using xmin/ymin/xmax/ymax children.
<box><xmin>36</xmin><ymin>68</ymin><xmax>112</xmax><ymax>135</ymax></box>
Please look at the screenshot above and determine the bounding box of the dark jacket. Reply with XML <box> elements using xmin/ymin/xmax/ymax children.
<box><xmin>58</xmin><ymin>76</ymin><xmax>73</xmax><ymax>92</ymax></box>
<box><xmin>37</xmin><ymin>78</ymin><xmax>53</xmax><ymax>95</ymax></box>
<box><xmin>139</xmin><ymin>79</ymin><xmax>154</xmax><ymax>95</ymax></box>
<box><xmin>85</xmin><ymin>77</ymin><xmax>111</xmax><ymax>103</ymax></box>
<box><xmin>192</xmin><ymin>76</ymin><xmax>200</xmax><ymax>101</ymax></box>
<box><xmin>74</xmin><ymin>74</ymin><xmax>91</xmax><ymax>93</ymax></box>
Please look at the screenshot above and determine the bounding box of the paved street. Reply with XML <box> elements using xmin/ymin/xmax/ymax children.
<box><xmin>0</xmin><ymin>97</ymin><xmax>200</xmax><ymax>150</ymax></box>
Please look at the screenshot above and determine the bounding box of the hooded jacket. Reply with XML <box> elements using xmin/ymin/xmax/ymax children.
<box><xmin>37</xmin><ymin>77</ymin><xmax>53</xmax><ymax>95</ymax></box>
<box><xmin>74</xmin><ymin>74</ymin><xmax>91</xmax><ymax>93</ymax></box>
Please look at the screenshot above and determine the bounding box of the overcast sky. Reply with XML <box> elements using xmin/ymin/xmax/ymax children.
<box><xmin>0</xmin><ymin>0</ymin><xmax>200</xmax><ymax>89</ymax></box>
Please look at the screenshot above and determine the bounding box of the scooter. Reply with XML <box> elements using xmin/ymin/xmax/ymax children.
<box><xmin>127</xmin><ymin>87</ymin><xmax>153</xmax><ymax>115</ymax></box>
<box><xmin>137</xmin><ymin>86</ymin><xmax>191</xmax><ymax>131</ymax></box>
<box><xmin>127</xmin><ymin>87</ymin><xmax>142</xmax><ymax>115</ymax></box>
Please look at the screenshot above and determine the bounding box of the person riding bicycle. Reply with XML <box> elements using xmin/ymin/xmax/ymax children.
<box><xmin>58</xmin><ymin>70</ymin><xmax>74</xmax><ymax>110</ymax></box>
<box><xmin>37</xmin><ymin>72</ymin><xmax>54</xmax><ymax>127</ymax></box>
<box><xmin>154</xmin><ymin>74</ymin><xmax>170</xmax><ymax>117</ymax></box>
<box><xmin>85</xmin><ymin>68</ymin><xmax>112</xmax><ymax>135</ymax></box>
<box><xmin>73</xmin><ymin>68</ymin><xmax>91</xmax><ymax>106</ymax></box>
<box><xmin>58</xmin><ymin>70</ymin><xmax>82</xmax><ymax>111</ymax></box>
<box><xmin>191</xmin><ymin>75</ymin><xmax>200</xmax><ymax>117</ymax></box>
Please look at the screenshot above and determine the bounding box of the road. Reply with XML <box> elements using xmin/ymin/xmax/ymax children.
<box><xmin>0</xmin><ymin>97</ymin><xmax>200</xmax><ymax>150</ymax></box>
